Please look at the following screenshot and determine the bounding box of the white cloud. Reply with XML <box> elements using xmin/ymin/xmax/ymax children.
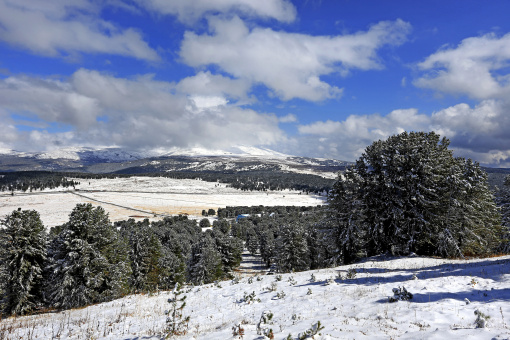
<box><xmin>180</xmin><ymin>17</ymin><xmax>411</xmax><ymax>101</ymax></box>
<box><xmin>291</xmin><ymin>99</ymin><xmax>510</xmax><ymax>166</ymax></box>
<box><xmin>295</xmin><ymin>108</ymin><xmax>430</xmax><ymax>160</ymax></box>
<box><xmin>279</xmin><ymin>113</ymin><xmax>297</xmax><ymax>123</ymax></box>
<box><xmin>176</xmin><ymin>71</ymin><xmax>252</xmax><ymax>101</ymax></box>
<box><xmin>415</xmin><ymin>33</ymin><xmax>510</xmax><ymax>99</ymax></box>
<box><xmin>136</xmin><ymin>0</ymin><xmax>297</xmax><ymax>23</ymax></box>
<box><xmin>0</xmin><ymin>0</ymin><xmax>159</xmax><ymax>61</ymax></box>
<box><xmin>0</xmin><ymin>70</ymin><xmax>285</xmax><ymax>152</ymax></box>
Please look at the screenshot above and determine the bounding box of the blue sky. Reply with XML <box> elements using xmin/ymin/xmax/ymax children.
<box><xmin>1</xmin><ymin>0</ymin><xmax>510</xmax><ymax>166</ymax></box>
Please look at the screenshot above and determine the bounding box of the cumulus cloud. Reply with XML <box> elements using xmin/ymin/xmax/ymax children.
<box><xmin>135</xmin><ymin>0</ymin><xmax>297</xmax><ymax>23</ymax></box>
<box><xmin>415</xmin><ymin>33</ymin><xmax>510</xmax><ymax>99</ymax></box>
<box><xmin>176</xmin><ymin>71</ymin><xmax>252</xmax><ymax>102</ymax></box>
<box><xmin>0</xmin><ymin>69</ymin><xmax>285</xmax><ymax>152</ymax></box>
<box><xmin>295</xmin><ymin>108</ymin><xmax>431</xmax><ymax>160</ymax></box>
<box><xmin>0</xmin><ymin>0</ymin><xmax>159</xmax><ymax>61</ymax></box>
<box><xmin>292</xmin><ymin>98</ymin><xmax>510</xmax><ymax>167</ymax></box>
<box><xmin>180</xmin><ymin>17</ymin><xmax>411</xmax><ymax>101</ymax></box>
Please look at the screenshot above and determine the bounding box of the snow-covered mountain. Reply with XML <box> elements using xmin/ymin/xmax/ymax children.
<box><xmin>0</xmin><ymin>145</ymin><xmax>290</xmax><ymax>162</ymax></box>
<box><xmin>163</xmin><ymin>145</ymin><xmax>291</xmax><ymax>158</ymax></box>
<box><xmin>0</xmin><ymin>146</ymin><xmax>351</xmax><ymax>176</ymax></box>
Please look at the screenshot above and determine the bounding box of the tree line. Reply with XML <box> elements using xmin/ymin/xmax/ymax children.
<box><xmin>0</xmin><ymin>170</ymin><xmax>334</xmax><ymax>194</ymax></box>
<box><xmin>0</xmin><ymin>205</ymin><xmax>243</xmax><ymax>316</ymax></box>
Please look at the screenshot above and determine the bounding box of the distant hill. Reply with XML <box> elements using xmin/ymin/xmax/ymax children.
<box><xmin>0</xmin><ymin>146</ymin><xmax>351</xmax><ymax>178</ymax></box>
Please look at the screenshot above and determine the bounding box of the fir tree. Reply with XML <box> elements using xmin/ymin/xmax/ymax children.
<box><xmin>327</xmin><ymin>131</ymin><xmax>502</xmax><ymax>259</ymax></box>
<box><xmin>259</xmin><ymin>229</ymin><xmax>275</xmax><ymax>267</ymax></box>
<box><xmin>46</xmin><ymin>204</ymin><xmax>130</xmax><ymax>309</ymax></box>
<box><xmin>276</xmin><ymin>223</ymin><xmax>311</xmax><ymax>273</ymax></box>
<box><xmin>187</xmin><ymin>234</ymin><xmax>224</xmax><ymax>285</ymax></box>
<box><xmin>0</xmin><ymin>209</ymin><xmax>47</xmax><ymax>315</ymax></box>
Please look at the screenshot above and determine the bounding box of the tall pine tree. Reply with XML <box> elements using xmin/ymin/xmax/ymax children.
<box><xmin>46</xmin><ymin>204</ymin><xmax>130</xmax><ymax>309</ymax></box>
<box><xmin>0</xmin><ymin>209</ymin><xmax>47</xmax><ymax>315</ymax></box>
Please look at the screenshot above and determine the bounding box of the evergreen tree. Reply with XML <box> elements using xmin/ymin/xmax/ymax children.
<box><xmin>187</xmin><ymin>234</ymin><xmax>224</xmax><ymax>285</ymax></box>
<box><xmin>211</xmin><ymin>229</ymin><xmax>243</xmax><ymax>275</ymax></box>
<box><xmin>0</xmin><ymin>209</ymin><xmax>47</xmax><ymax>315</ymax></box>
<box><xmin>327</xmin><ymin>131</ymin><xmax>502</xmax><ymax>259</ymax></box>
<box><xmin>46</xmin><ymin>204</ymin><xmax>130</xmax><ymax>309</ymax></box>
<box><xmin>246</xmin><ymin>226</ymin><xmax>260</xmax><ymax>255</ymax></box>
<box><xmin>259</xmin><ymin>229</ymin><xmax>275</xmax><ymax>267</ymax></box>
<box><xmin>275</xmin><ymin>223</ymin><xmax>310</xmax><ymax>273</ymax></box>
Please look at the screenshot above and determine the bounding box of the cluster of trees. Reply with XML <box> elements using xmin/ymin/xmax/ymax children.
<box><xmin>237</xmin><ymin>133</ymin><xmax>508</xmax><ymax>271</ymax></box>
<box><xmin>217</xmin><ymin>205</ymin><xmax>321</xmax><ymax>219</ymax></box>
<box><xmin>0</xmin><ymin>204</ymin><xmax>243</xmax><ymax>316</ymax></box>
<box><xmin>0</xmin><ymin>171</ymin><xmax>79</xmax><ymax>192</ymax></box>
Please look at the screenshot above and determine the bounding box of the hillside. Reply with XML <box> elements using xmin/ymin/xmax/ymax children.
<box><xmin>2</xmin><ymin>254</ymin><xmax>510</xmax><ymax>339</ymax></box>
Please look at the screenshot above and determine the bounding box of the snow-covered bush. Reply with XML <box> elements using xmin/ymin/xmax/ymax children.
<box><xmin>288</xmin><ymin>276</ymin><xmax>297</xmax><ymax>285</ymax></box>
<box><xmin>346</xmin><ymin>268</ymin><xmax>357</xmax><ymax>279</ymax></box>
<box><xmin>388</xmin><ymin>286</ymin><xmax>413</xmax><ymax>302</ymax></box>
<box><xmin>298</xmin><ymin>321</ymin><xmax>325</xmax><ymax>339</ymax></box>
<box><xmin>474</xmin><ymin>309</ymin><xmax>490</xmax><ymax>328</ymax></box>
<box><xmin>165</xmin><ymin>282</ymin><xmax>190</xmax><ymax>337</ymax></box>
<box><xmin>274</xmin><ymin>291</ymin><xmax>286</xmax><ymax>300</ymax></box>
<box><xmin>240</xmin><ymin>291</ymin><xmax>260</xmax><ymax>304</ymax></box>
<box><xmin>257</xmin><ymin>310</ymin><xmax>274</xmax><ymax>339</ymax></box>
<box><xmin>232</xmin><ymin>323</ymin><xmax>245</xmax><ymax>339</ymax></box>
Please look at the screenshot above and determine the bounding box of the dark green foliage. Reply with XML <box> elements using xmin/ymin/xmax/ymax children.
<box><xmin>0</xmin><ymin>209</ymin><xmax>47</xmax><ymax>315</ymax></box>
<box><xmin>46</xmin><ymin>204</ymin><xmax>130</xmax><ymax>309</ymax></box>
<box><xmin>327</xmin><ymin>131</ymin><xmax>502</xmax><ymax>260</ymax></box>
<box><xmin>188</xmin><ymin>234</ymin><xmax>224</xmax><ymax>285</ymax></box>
<box><xmin>199</xmin><ymin>218</ymin><xmax>211</xmax><ymax>229</ymax></box>
<box><xmin>0</xmin><ymin>169</ymin><xmax>335</xmax><ymax>194</ymax></box>
<box><xmin>276</xmin><ymin>223</ymin><xmax>311</xmax><ymax>273</ymax></box>
<box><xmin>246</xmin><ymin>227</ymin><xmax>260</xmax><ymax>255</ymax></box>
<box><xmin>259</xmin><ymin>229</ymin><xmax>276</xmax><ymax>267</ymax></box>
<box><xmin>0</xmin><ymin>171</ymin><xmax>78</xmax><ymax>192</ymax></box>
<box><xmin>495</xmin><ymin>175</ymin><xmax>510</xmax><ymax>252</ymax></box>
<box><xmin>211</xmin><ymin>229</ymin><xmax>243</xmax><ymax>275</ymax></box>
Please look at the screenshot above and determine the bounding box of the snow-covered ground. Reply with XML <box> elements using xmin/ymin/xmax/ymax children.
<box><xmin>2</xmin><ymin>255</ymin><xmax>510</xmax><ymax>339</ymax></box>
<box><xmin>0</xmin><ymin>177</ymin><xmax>325</xmax><ymax>227</ymax></box>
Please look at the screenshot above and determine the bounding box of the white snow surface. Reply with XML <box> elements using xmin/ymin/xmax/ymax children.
<box><xmin>3</xmin><ymin>255</ymin><xmax>510</xmax><ymax>339</ymax></box>
<box><xmin>0</xmin><ymin>177</ymin><xmax>325</xmax><ymax>228</ymax></box>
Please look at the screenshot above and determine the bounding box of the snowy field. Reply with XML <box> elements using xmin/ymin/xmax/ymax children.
<box><xmin>2</xmin><ymin>255</ymin><xmax>510</xmax><ymax>339</ymax></box>
<box><xmin>0</xmin><ymin>177</ymin><xmax>326</xmax><ymax>227</ymax></box>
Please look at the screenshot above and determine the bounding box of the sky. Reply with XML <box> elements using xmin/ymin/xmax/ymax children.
<box><xmin>1</xmin><ymin>0</ymin><xmax>510</xmax><ymax>167</ymax></box>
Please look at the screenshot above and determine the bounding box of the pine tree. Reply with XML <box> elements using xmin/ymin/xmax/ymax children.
<box><xmin>246</xmin><ymin>226</ymin><xmax>260</xmax><ymax>255</ymax></box>
<box><xmin>212</xmin><ymin>229</ymin><xmax>243</xmax><ymax>275</ymax></box>
<box><xmin>327</xmin><ymin>131</ymin><xmax>502</xmax><ymax>258</ymax></box>
<box><xmin>46</xmin><ymin>204</ymin><xmax>130</xmax><ymax>309</ymax></box>
<box><xmin>188</xmin><ymin>234</ymin><xmax>224</xmax><ymax>285</ymax></box>
<box><xmin>0</xmin><ymin>209</ymin><xmax>47</xmax><ymax>315</ymax></box>
<box><xmin>259</xmin><ymin>229</ymin><xmax>275</xmax><ymax>267</ymax></box>
<box><xmin>276</xmin><ymin>223</ymin><xmax>310</xmax><ymax>273</ymax></box>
